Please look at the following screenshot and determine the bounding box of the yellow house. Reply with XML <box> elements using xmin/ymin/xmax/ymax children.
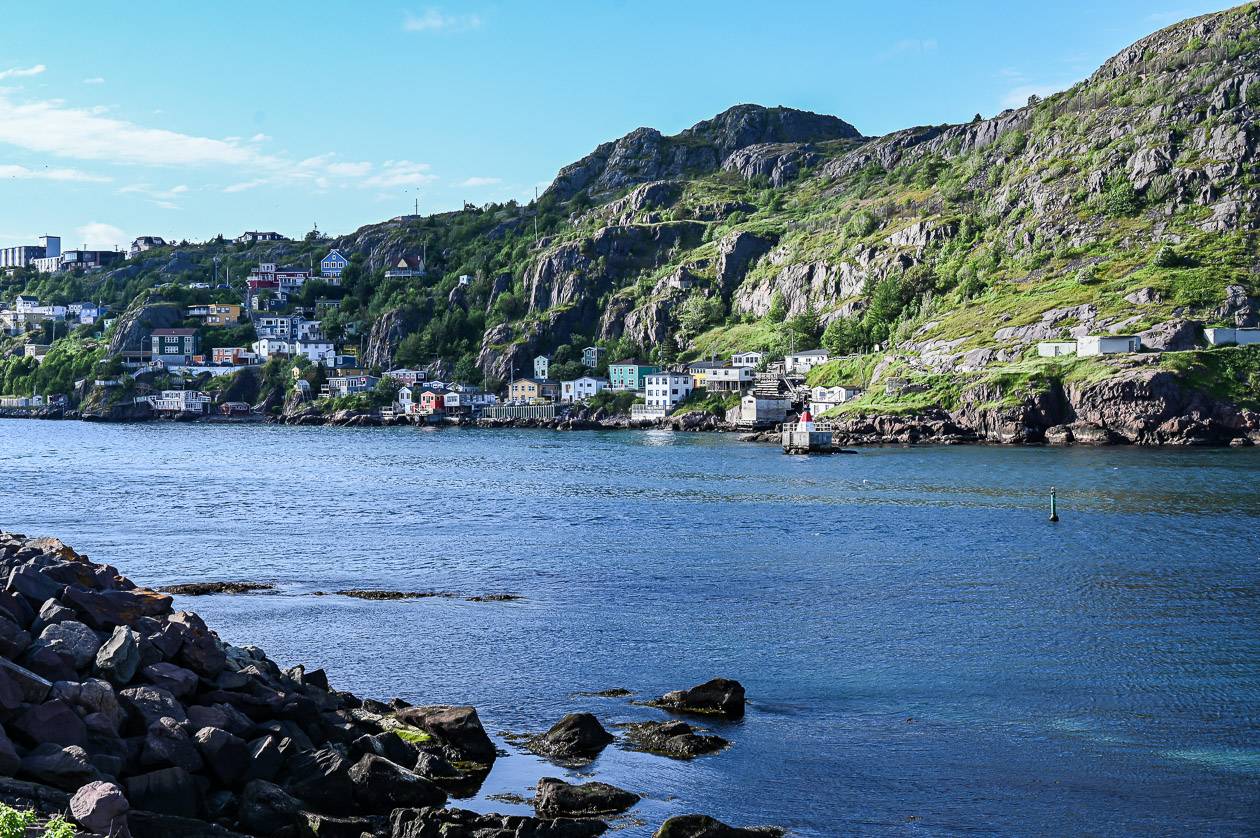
<box><xmin>509</xmin><ymin>377</ymin><xmax>559</xmax><ymax>403</ymax></box>
<box><xmin>204</xmin><ymin>304</ymin><xmax>241</xmax><ymax>326</ymax></box>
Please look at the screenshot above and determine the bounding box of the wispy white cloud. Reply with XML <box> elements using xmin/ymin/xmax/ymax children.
<box><xmin>0</xmin><ymin>163</ymin><xmax>111</xmax><ymax>183</ymax></box>
<box><xmin>363</xmin><ymin>160</ymin><xmax>437</xmax><ymax>188</ymax></box>
<box><xmin>82</xmin><ymin>77</ymin><xmax>106</xmax><ymax>85</ymax></box>
<box><xmin>119</xmin><ymin>182</ymin><xmax>189</xmax><ymax>208</ymax></box>
<box><xmin>403</xmin><ymin>8</ymin><xmax>482</xmax><ymax>32</ymax></box>
<box><xmin>458</xmin><ymin>176</ymin><xmax>501</xmax><ymax>187</ymax></box>
<box><xmin>75</xmin><ymin>221</ymin><xmax>125</xmax><ymax>249</ymax></box>
<box><xmin>878</xmin><ymin>38</ymin><xmax>937</xmax><ymax>61</ymax></box>
<box><xmin>0</xmin><ymin>86</ymin><xmax>439</xmax><ymax>194</ymax></box>
<box><xmin>0</xmin><ymin>64</ymin><xmax>45</xmax><ymax>81</ymax></box>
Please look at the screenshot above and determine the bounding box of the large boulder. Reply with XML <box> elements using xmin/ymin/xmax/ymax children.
<box><xmin>95</xmin><ymin>626</ymin><xmax>141</xmax><ymax>685</ymax></box>
<box><xmin>348</xmin><ymin>753</ymin><xmax>446</xmax><ymax>811</ymax></box>
<box><xmin>394</xmin><ymin>705</ymin><xmax>496</xmax><ymax>763</ymax></box>
<box><xmin>141</xmin><ymin>717</ymin><xmax>204</xmax><ymax>772</ymax></box>
<box><xmin>238</xmin><ymin>780</ymin><xmax>301</xmax><ymax>834</ymax></box>
<box><xmin>390</xmin><ymin>807</ymin><xmax>609</xmax><ymax>838</ymax></box>
<box><xmin>243</xmin><ymin>735</ymin><xmax>292</xmax><ymax>783</ymax></box>
<box><xmin>32</xmin><ymin>620</ymin><xmax>101</xmax><ymax>671</ymax></box>
<box><xmin>69</xmin><ymin>780</ymin><xmax>130</xmax><ymax>835</ymax></box>
<box><xmin>168</xmin><ymin>612</ymin><xmax>226</xmax><ymax>676</ymax></box>
<box><xmin>142</xmin><ymin>662</ymin><xmax>200</xmax><ymax>699</ymax></box>
<box><xmin>120</xmin><ymin>685</ymin><xmax>188</xmax><ymax>727</ymax></box>
<box><xmin>351</xmin><ymin>731</ymin><xmax>418</xmax><ymax>768</ymax></box>
<box><xmin>622</xmin><ymin>720</ymin><xmax>728</xmax><ymax>759</ymax></box>
<box><xmin>654</xmin><ymin>678</ymin><xmax>746</xmax><ymax>718</ymax></box>
<box><xmin>62</xmin><ymin>587</ymin><xmax>172</xmax><ymax>630</ymax></box>
<box><xmin>528</xmin><ymin>713</ymin><xmax>614</xmax><ymax>761</ymax></box>
<box><xmin>654</xmin><ymin>814</ymin><xmax>783</xmax><ymax>837</ymax></box>
<box><xmin>0</xmin><ymin>724</ymin><xmax>20</xmax><ymax>776</ymax></box>
<box><xmin>20</xmin><ymin>744</ymin><xmax>101</xmax><ymax>790</ymax></box>
<box><xmin>282</xmin><ymin>747</ymin><xmax>356</xmax><ymax>815</ymax></box>
<box><xmin>126</xmin><ymin>766</ymin><xmax>201</xmax><ymax>818</ymax></box>
<box><xmin>194</xmin><ymin>727</ymin><xmax>249</xmax><ymax>788</ymax></box>
<box><xmin>12</xmin><ymin>699</ymin><xmax>87</xmax><ymax>747</ymax></box>
<box><xmin>534</xmin><ymin>777</ymin><xmax>640</xmax><ymax>817</ymax></box>
<box><xmin>0</xmin><ymin>612</ymin><xmax>31</xmax><ymax>659</ymax></box>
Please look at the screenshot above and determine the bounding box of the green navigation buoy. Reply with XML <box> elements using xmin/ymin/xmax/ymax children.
<box><xmin>1049</xmin><ymin>486</ymin><xmax>1059</xmax><ymax>523</ymax></box>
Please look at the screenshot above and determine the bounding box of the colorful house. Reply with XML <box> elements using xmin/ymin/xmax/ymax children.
<box><xmin>608</xmin><ymin>359</ymin><xmax>658</xmax><ymax>391</ymax></box>
<box><xmin>509</xmin><ymin>377</ymin><xmax>559</xmax><ymax>402</ymax></box>
<box><xmin>534</xmin><ymin>355</ymin><xmax>550</xmax><ymax>380</ymax></box>
<box><xmin>320</xmin><ymin>249</ymin><xmax>349</xmax><ymax>278</ymax></box>
<box><xmin>150</xmin><ymin>328</ymin><xmax>199</xmax><ymax>365</ymax></box>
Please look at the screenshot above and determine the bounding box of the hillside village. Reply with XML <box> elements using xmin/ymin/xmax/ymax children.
<box><xmin>1</xmin><ymin>4</ymin><xmax>1259</xmax><ymax>445</ymax></box>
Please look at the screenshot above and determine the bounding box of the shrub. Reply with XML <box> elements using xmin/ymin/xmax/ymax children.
<box><xmin>1151</xmin><ymin>244</ymin><xmax>1180</xmax><ymax>268</ymax></box>
<box><xmin>1248</xmin><ymin>83</ymin><xmax>1260</xmax><ymax>108</ymax></box>
<box><xmin>1075</xmin><ymin>264</ymin><xmax>1099</xmax><ymax>284</ymax></box>
<box><xmin>0</xmin><ymin>805</ymin><xmax>36</xmax><ymax>838</ymax></box>
<box><xmin>1101</xmin><ymin>174</ymin><xmax>1141</xmax><ymax>216</ymax></box>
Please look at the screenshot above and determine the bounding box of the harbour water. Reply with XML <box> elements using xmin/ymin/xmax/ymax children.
<box><xmin>2</xmin><ymin>420</ymin><xmax>1258</xmax><ymax>836</ymax></box>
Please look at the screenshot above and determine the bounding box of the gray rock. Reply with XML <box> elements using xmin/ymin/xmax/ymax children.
<box><xmin>654</xmin><ymin>815</ymin><xmax>782</xmax><ymax>837</ymax></box>
<box><xmin>535</xmin><ymin>777</ymin><xmax>640</xmax><ymax>818</ymax></box>
<box><xmin>529</xmin><ymin>712</ymin><xmax>615</xmax><ymax>761</ymax></box>
<box><xmin>121</xmin><ymin>685</ymin><xmax>188</xmax><ymax>726</ymax></box>
<box><xmin>0</xmin><ymin>658</ymin><xmax>52</xmax><ymax>703</ymax></box>
<box><xmin>352</xmin><ymin>731</ymin><xmax>418</xmax><ymax>768</ymax></box>
<box><xmin>69</xmin><ymin>780</ymin><xmax>130</xmax><ymax>834</ymax></box>
<box><xmin>33</xmin><ymin>619</ymin><xmax>101</xmax><ymax>671</ymax></box>
<box><xmin>7</xmin><ymin>563</ymin><xmax>65</xmax><ymax>603</ymax></box>
<box><xmin>194</xmin><ymin>726</ymin><xmax>248</xmax><ymax>786</ymax></box>
<box><xmin>283</xmin><ymin>747</ymin><xmax>356</xmax><ymax>815</ymax></box>
<box><xmin>142</xmin><ymin>661</ymin><xmax>200</xmax><ymax>699</ymax></box>
<box><xmin>19</xmin><ymin>743</ymin><xmax>101</xmax><ymax>790</ymax></box>
<box><xmin>141</xmin><ymin>717</ymin><xmax>204</xmax><ymax>772</ymax></box>
<box><xmin>12</xmin><ymin>699</ymin><xmax>87</xmax><ymax>747</ymax></box>
<box><xmin>348</xmin><ymin>753</ymin><xmax>446</xmax><ymax>811</ymax></box>
<box><xmin>238</xmin><ymin>780</ymin><xmax>301</xmax><ymax>833</ymax></box>
<box><xmin>0</xmin><ymin>724</ymin><xmax>19</xmax><ymax>776</ymax></box>
<box><xmin>243</xmin><ymin>735</ymin><xmax>290</xmax><ymax>783</ymax></box>
<box><xmin>622</xmin><ymin>720</ymin><xmax>729</xmax><ymax>759</ymax></box>
<box><xmin>126</xmin><ymin>765</ymin><xmax>201</xmax><ymax>818</ymax></box>
<box><xmin>655</xmin><ymin>678</ymin><xmax>746</xmax><ymax>718</ymax></box>
<box><xmin>393</xmin><ymin>705</ymin><xmax>496</xmax><ymax>763</ymax></box>
<box><xmin>95</xmin><ymin>625</ymin><xmax>141</xmax><ymax>685</ymax></box>
<box><xmin>0</xmin><ymin>612</ymin><xmax>31</xmax><ymax>659</ymax></box>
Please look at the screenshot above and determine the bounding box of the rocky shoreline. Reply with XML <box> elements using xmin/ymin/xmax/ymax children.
<box><xmin>0</xmin><ymin>531</ymin><xmax>781</xmax><ymax>838</ymax></box>
<box><xmin>6</xmin><ymin>394</ymin><xmax>1259</xmax><ymax>447</ymax></box>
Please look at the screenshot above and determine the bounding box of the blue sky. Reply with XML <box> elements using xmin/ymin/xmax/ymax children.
<box><xmin>0</xmin><ymin>1</ymin><xmax>1228</xmax><ymax>250</ymax></box>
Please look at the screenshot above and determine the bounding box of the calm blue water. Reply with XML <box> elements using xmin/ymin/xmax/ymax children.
<box><xmin>2</xmin><ymin>420</ymin><xmax>1258</xmax><ymax>836</ymax></box>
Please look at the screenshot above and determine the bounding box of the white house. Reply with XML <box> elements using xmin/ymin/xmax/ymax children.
<box><xmin>128</xmin><ymin>236</ymin><xmax>166</xmax><ymax>258</ymax></box>
<box><xmin>384</xmin><ymin>368</ymin><xmax>427</xmax><ymax>386</ymax></box>
<box><xmin>701</xmin><ymin>365</ymin><xmax>755</xmax><ymax>392</ymax></box>
<box><xmin>324</xmin><ymin>375</ymin><xmax>380</xmax><ymax>399</ymax></box>
<box><xmin>1077</xmin><ymin>335</ymin><xmax>1141</xmax><ymax>356</ymax></box>
<box><xmin>1037</xmin><ymin>341</ymin><xmax>1078</xmax><ymax>357</ymax></box>
<box><xmin>784</xmin><ymin>349</ymin><xmax>830</xmax><ymax>375</ymax></box>
<box><xmin>729</xmin><ymin>394</ymin><xmax>791</xmax><ymax>427</ymax></box>
<box><xmin>731</xmin><ymin>351</ymin><xmax>764</xmax><ymax>368</ymax></box>
<box><xmin>1205</xmin><ymin>327</ymin><xmax>1260</xmax><ymax>346</ymax></box>
<box><xmin>148</xmin><ymin>390</ymin><xmax>212</xmax><ymax>415</ymax></box>
<box><xmin>443</xmin><ymin>390</ymin><xmax>497</xmax><ymax>412</ymax></box>
<box><xmin>810</xmin><ymin>385</ymin><xmax>863</xmax><ymax>409</ymax></box>
<box><xmin>644</xmin><ymin>371</ymin><xmax>694</xmax><ymax>412</ymax></box>
<box><xmin>561</xmin><ymin>376</ymin><xmax>608</xmax><ymax>403</ymax></box>
<box><xmin>320</xmin><ymin>249</ymin><xmax>349</xmax><ymax>278</ymax></box>
<box><xmin>534</xmin><ymin>355</ymin><xmax>550</xmax><ymax>380</ymax></box>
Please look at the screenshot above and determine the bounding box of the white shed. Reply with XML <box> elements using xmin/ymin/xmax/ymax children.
<box><xmin>1037</xmin><ymin>341</ymin><xmax>1077</xmax><ymax>357</ymax></box>
<box><xmin>1077</xmin><ymin>335</ymin><xmax>1141</xmax><ymax>356</ymax></box>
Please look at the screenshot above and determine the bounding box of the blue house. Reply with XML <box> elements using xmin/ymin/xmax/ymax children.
<box><xmin>320</xmin><ymin>249</ymin><xmax>349</xmax><ymax>279</ymax></box>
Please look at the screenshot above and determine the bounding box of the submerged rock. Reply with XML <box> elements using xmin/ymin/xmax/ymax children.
<box><xmin>654</xmin><ymin>814</ymin><xmax>784</xmax><ymax>837</ymax></box>
<box><xmin>534</xmin><ymin>777</ymin><xmax>640</xmax><ymax>817</ymax></box>
<box><xmin>621</xmin><ymin>720</ymin><xmax>729</xmax><ymax>759</ymax></box>
<box><xmin>525</xmin><ymin>712</ymin><xmax>615</xmax><ymax>762</ymax></box>
<box><xmin>651</xmin><ymin>678</ymin><xmax>746</xmax><ymax>718</ymax></box>
<box><xmin>160</xmin><ymin>582</ymin><xmax>276</xmax><ymax>596</ymax></box>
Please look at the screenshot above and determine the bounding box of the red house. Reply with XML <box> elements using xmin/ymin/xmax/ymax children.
<box><xmin>419</xmin><ymin>388</ymin><xmax>447</xmax><ymax>414</ymax></box>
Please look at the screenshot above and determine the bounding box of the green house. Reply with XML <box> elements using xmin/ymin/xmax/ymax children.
<box><xmin>608</xmin><ymin>359</ymin><xmax>658</xmax><ymax>391</ymax></box>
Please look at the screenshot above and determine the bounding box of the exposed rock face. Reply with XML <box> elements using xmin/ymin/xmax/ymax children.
<box><xmin>106</xmin><ymin>302</ymin><xmax>183</xmax><ymax>357</ymax></box>
<box><xmin>716</xmin><ymin>231</ymin><xmax>776</xmax><ymax>300</ymax></box>
<box><xmin>722</xmin><ymin>142</ymin><xmax>823</xmax><ymax>187</ymax></box>
<box><xmin>547</xmin><ymin>105</ymin><xmax>860</xmax><ymax>201</ymax></box>
<box><xmin>364</xmin><ymin>307</ymin><xmax>421</xmax><ymax>370</ymax></box>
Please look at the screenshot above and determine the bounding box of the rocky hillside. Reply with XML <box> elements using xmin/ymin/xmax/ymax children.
<box><xmin>4</xmin><ymin>4</ymin><xmax>1258</xmax><ymax>441</ymax></box>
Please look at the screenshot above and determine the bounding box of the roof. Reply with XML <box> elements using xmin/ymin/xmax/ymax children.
<box><xmin>322</xmin><ymin>249</ymin><xmax>348</xmax><ymax>261</ymax></box>
<box><xmin>789</xmin><ymin>348</ymin><xmax>829</xmax><ymax>357</ymax></box>
<box><xmin>611</xmin><ymin>358</ymin><xmax>650</xmax><ymax>367</ymax></box>
<box><xmin>733</xmin><ymin>350</ymin><xmax>764</xmax><ymax>356</ymax></box>
<box><xmin>687</xmin><ymin>360</ymin><xmax>723</xmax><ymax>369</ymax></box>
<box><xmin>152</xmin><ymin>328</ymin><xmax>197</xmax><ymax>336</ymax></box>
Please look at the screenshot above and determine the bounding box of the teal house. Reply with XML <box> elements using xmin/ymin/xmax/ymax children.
<box><xmin>608</xmin><ymin>358</ymin><xmax>658</xmax><ymax>391</ymax></box>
